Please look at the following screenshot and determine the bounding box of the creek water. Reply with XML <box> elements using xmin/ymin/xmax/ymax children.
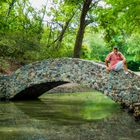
<box><xmin>0</xmin><ymin>92</ymin><xmax>140</xmax><ymax>140</ymax></box>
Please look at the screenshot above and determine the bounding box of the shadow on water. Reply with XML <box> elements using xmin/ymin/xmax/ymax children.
<box><xmin>0</xmin><ymin>92</ymin><xmax>140</xmax><ymax>140</ymax></box>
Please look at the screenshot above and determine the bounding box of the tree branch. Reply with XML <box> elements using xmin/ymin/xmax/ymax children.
<box><xmin>7</xmin><ymin>0</ymin><xmax>16</xmax><ymax>16</ymax></box>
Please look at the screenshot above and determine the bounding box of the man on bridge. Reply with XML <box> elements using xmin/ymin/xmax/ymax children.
<box><xmin>105</xmin><ymin>46</ymin><xmax>128</xmax><ymax>74</ymax></box>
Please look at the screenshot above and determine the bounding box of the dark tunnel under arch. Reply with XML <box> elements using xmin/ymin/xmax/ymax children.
<box><xmin>12</xmin><ymin>81</ymin><xmax>69</xmax><ymax>100</ymax></box>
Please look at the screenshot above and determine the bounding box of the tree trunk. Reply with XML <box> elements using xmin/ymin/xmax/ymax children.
<box><xmin>52</xmin><ymin>12</ymin><xmax>75</xmax><ymax>48</ymax></box>
<box><xmin>73</xmin><ymin>0</ymin><xmax>92</xmax><ymax>58</ymax></box>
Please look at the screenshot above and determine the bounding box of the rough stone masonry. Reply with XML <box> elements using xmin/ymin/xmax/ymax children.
<box><xmin>0</xmin><ymin>58</ymin><xmax>140</xmax><ymax>117</ymax></box>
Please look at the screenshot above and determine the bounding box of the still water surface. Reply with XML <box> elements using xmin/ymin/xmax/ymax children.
<box><xmin>0</xmin><ymin>92</ymin><xmax>140</xmax><ymax>140</ymax></box>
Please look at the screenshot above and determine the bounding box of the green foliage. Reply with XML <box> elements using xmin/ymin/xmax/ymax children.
<box><xmin>80</xmin><ymin>44</ymin><xmax>91</xmax><ymax>59</ymax></box>
<box><xmin>127</xmin><ymin>61</ymin><xmax>140</xmax><ymax>71</ymax></box>
<box><xmin>0</xmin><ymin>0</ymin><xmax>139</xmax><ymax>72</ymax></box>
<box><xmin>84</xmin><ymin>30</ymin><xmax>108</xmax><ymax>61</ymax></box>
<box><xmin>105</xmin><ymin>0</ymin><xmax>140</xmax><ymax>33</ymax></box>
<box><xmin>0</xmin><ymin>58</ymin><xmax>10</xmax><ymax>70</ymax></box>
<box><xmin>0</xmin><ymin>0</ymin><xmax>44</xmax><ymax>63</ymax></box>
<box><xmin>127</xmin><ymin>33</ymin><xmax>140</xmax><ymax>61</ymax></box>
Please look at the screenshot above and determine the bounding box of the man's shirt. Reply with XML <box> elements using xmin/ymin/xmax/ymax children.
<box><xmin>105</xmin><ymin>51</ymin><xmax>124</xmax><ymax>69</ymax></box>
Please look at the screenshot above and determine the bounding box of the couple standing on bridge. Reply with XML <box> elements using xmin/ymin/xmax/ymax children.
<box><xmin>105</xmin><ymin>46</ymin><xmax>129</xmax><ymax>74</ymax></box>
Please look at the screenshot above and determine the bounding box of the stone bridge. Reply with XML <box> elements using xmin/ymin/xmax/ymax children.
<box><xmin>0</xmin><ymin>58</ymin><xmax>140</xmax><ymax>116</ymax></box>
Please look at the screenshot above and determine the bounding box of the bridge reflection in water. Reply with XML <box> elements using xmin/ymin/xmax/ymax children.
<box><xmin>0</xmin><ymin>92</ymin><xmax>140</xmax><ymax>140</ymax></box>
